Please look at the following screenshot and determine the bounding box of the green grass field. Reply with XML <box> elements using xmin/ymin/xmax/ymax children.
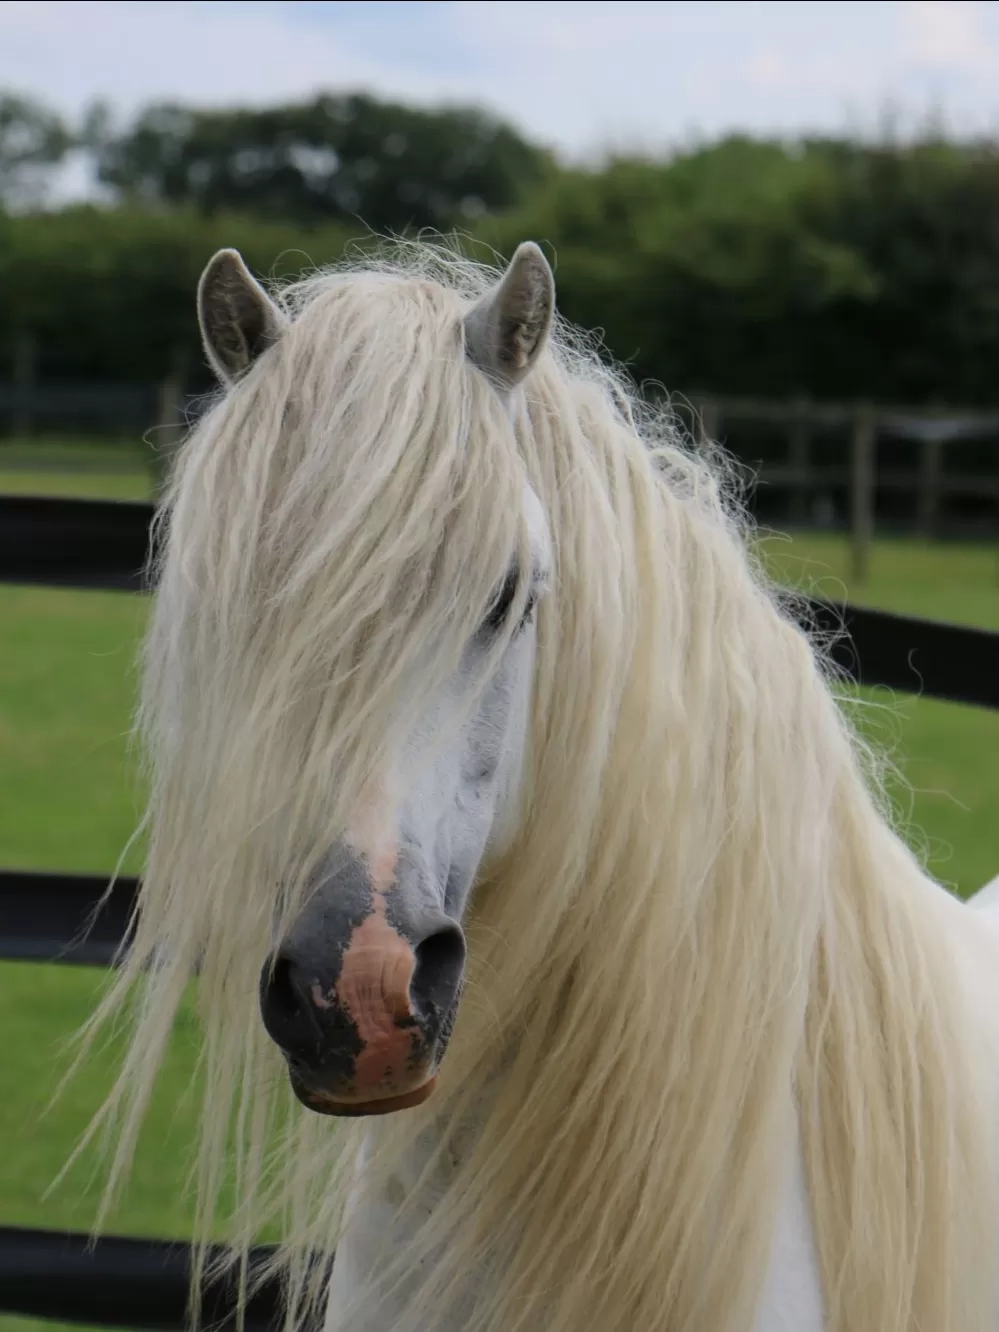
<box><xmin>0</xmin><ymin>440</ymin><xmax>156</xmax><ymax>502</ymax></box>
<box><xmin>2</xmin><ymin>447</ymin><xmax>998</xmax><ymax>1332</ymax></box>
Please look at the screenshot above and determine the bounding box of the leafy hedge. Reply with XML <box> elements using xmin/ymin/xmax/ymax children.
<box><xmin>482</xmin><ymin>136</ymin><xmax>999</xmax><ymax>404</ymax></box>
<box><xmin>0</xmin><ymin>207</ymin><xmax>352</xmax><ymax>385</ymax></box>
<box><xmin>2</xmin><ymin>135</ymin><xmax>999</xmax><ymax>405</ymax></box>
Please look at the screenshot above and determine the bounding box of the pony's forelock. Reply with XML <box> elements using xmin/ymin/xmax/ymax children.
<box><xmin>78</xmin><ymin>239</ymin><xmax>993</xmax><ymax>1332</ymax></box>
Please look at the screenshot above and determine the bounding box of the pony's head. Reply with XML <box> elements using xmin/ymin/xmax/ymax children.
<box><xmin>183</xmin><ymin>244</ymin><xmax>555</xmax><ymax>1117</ymax></box>
<box><xmin>81</xmin><ymin>240</ymin><xmax>994</xmax><ymax>1332</ymax></box>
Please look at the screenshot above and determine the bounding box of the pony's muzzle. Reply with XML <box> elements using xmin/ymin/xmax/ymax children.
<box><xmin>258</xmin><ymin>869</ymin><xmax>466</xmax><ymax>1116</ymax></box>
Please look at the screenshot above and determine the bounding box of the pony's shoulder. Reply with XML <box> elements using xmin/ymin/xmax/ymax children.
<box><xmin>944</xmin><ymin>875</ymin><xmax>999</xmax><ymax>1074</ymax></box>
<box><xmin>969</xmin><ymin>873</ymin><xmax>999</xmax><ymax>917</ymax></box>
<box><xmin>754</xmin><ymin>1123</ymin><xmax>824</xmax><ymax>1332</ymax></box>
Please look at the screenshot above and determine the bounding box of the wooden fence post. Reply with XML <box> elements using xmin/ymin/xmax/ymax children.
<box><xmin>850</xmin><ymin>404</ymin><xmax>876</xmax><ymax>585</ymax></box>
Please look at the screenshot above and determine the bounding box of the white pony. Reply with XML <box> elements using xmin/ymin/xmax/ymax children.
<box><xmin>80</xmin><ymin>239</ymin><xmax>999</xmax><ymax>1332</ymax></box>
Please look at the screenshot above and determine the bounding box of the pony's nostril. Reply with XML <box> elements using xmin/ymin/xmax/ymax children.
<box><xmin>410</xmin><ymin>925</ymin><xmax>466</xmax><ymax>1019</ymax></box>
<box><xmin>260</xmin><ymin>951</ymin><xmax>326</xmax><ymax>1057</ymax></box>
<box><xmin>267</xmin><ymin>955</ymin><xmax>304</xmax><ymax>1024</ymax></box>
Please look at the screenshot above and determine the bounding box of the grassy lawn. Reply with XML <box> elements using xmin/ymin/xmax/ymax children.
<box><xmin>0</xmin><ymin>439</ymin><xmax>156</xmax><ymax>502</ymax></box>
<box><xmin>1</xmin><ymin>962</ymin><xmax>203</xmax><ymax>1237</ymax></box>
<box><xmin>0</xmin><ymin>963</ymin><xmax>203</xmax><ymax>1332</ymax></box>
<box><xmin>0</xmin><ymin>470</ymin><xmax>153</xmax><ymax>502</ymax></box>
<box><xmin>0</xmin><ymin>451</ymin><xmax>997</xmax><ymax>1330</ymax></box>
<box><xmin>757</xmin><ymin>530</ymin><xmax>999</xmax><ymax>896</ymax></box>
<box><xmin>0</xmin><ymin>585</ymin><xmax>148</xmax><ymax>875</ymax></box>
<box><xmin>758</xmin><ymin>528</ymin><xmax>999</xmax><ymax>631</ymax></box>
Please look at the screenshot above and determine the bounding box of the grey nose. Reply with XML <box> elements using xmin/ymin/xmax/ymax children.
<box><xmin>259</xmin><ymin>919</ymin><xmax>466</xmax><ymax>1064</ymax></box>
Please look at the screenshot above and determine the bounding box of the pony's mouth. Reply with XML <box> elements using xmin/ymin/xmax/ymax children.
<box><xmin>288</xmin><ymin>1069</ymin><xmax>439</xmax><ymax>1117</ymax></box>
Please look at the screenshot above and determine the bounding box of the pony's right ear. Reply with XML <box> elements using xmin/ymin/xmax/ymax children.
<box><xmin>197</xmin><ymin>249</ymin><xmax>288</xmax><ymax>385</ymax></box>
<box><xmin>464</xmin><ymin>242</ymin><xmax>555</xmax><ymax>390</ymax></box>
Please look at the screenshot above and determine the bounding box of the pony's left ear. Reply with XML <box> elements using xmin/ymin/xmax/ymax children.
<box><xmin>197</xmin><ymin>249</ymin><xmax>288</xmax><ymax>385</ymax></box>
<box><xmin>464</xmin><ymin>242</ymin><xmax>555</xmax><ymax>389</ymax></box>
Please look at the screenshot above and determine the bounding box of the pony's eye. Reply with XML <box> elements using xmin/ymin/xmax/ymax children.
<box><xmin>482</xmin><ymin>571</ymin><xmax>521</xmax><ymax>634</ymax></box>
<box><xmin>481</xmin><ymin>570</ymin><xmax>537</xmax><ymax>636</ymax></box>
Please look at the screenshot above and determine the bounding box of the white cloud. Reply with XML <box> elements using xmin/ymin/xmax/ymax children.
<box><xmin>900</xmin><ymin>0</ymin><xmax>997</xmax><ymax>70</ymax></box>
<box><xmin>445</xmin><ymin>0</ymin><xmax>999</xmax><ymax>153</ymax></box>
<box><xmin>0</xmin><ymin>0</ymin><xmax>998</xmax><ymax>174</ymax></box>
<box><xmin>0</xmin><ymin>1</ymin><xmax>447</xmax><ymax>116</ymax></box>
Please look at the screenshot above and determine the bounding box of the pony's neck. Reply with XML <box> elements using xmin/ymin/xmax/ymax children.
<box><xmin>339</xmin><ymin>440</ymin><xmax>995</xmax><ymax>1332</ymax></box>
<box><xmin>347</xmin><ymin>489</ymin><xmax>858</xmax><ymax>1330</ymax></box>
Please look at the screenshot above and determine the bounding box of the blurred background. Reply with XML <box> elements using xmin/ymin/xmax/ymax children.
<box><xmin>3</xmin><ymin>0</ymin><xmax>999</xmax><ymax>1309</ymax></box>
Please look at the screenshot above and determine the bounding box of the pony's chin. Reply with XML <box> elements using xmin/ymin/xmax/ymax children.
<box><xmin>289</xmin><ymin>1071</ymin><xmax>439</xmax><ymax>1117</ymax></box>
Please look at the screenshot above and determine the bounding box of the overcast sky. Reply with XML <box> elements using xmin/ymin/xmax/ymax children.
<box><xmin>2</xmin><ymin>0</ymin><xmax>999</xmax><ymax>160</ymax></box>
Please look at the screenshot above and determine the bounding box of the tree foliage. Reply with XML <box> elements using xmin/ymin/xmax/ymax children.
<box><xmin>89</xmin><ymin>94</ymin><xmax>553</xmax><ymax>233</ymax></box>
<box><xmin>483</xmin><ymin>135</ymin><xmax>999</xmax><ymax>403</ymax></box>
<box><xmin>0</xmin><ymin>206</ymin><xmax>352</xmax><ymax>384</ymax></box>
<box><xmin>2</xmin><ymin>88</ymin><xmax>999</xmax><ymax>406</ymax></box>
<box><xmin>0</xmin><ymin>93</ymin><xmax>72</xmax><ymax>208</ymax></box>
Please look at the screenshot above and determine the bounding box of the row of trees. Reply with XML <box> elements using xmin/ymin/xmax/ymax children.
<box><xmin>3</xmin><ymin>90</ymin><xmax>999</xmax><ymax>404</ymax></box>
<box><xmin>485</xmin><ymin>137</ymin><xmax>999</xmax><ymax>402</ymax></box>
<box><xmin>0</xmin><ymin>92</ymin><xmax>552</xmax><ymax>230</ymax></box>
<box><xmin>0</xmin><ymin>207</ymin><xmax>353</xmax><ymax>383</ymax></box>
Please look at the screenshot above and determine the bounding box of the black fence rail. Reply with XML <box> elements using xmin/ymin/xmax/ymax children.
<box><xmin>3</xmin><ymin>492</ymin><xmax>999</xmax><ymax>1330</ymax></box>
<box><xmin>0</xmin><ymin>1227</ymin><xmax>282</xmax><ymax>1332</ymax></box>
<box><xmin>0</xmin><ymin>495</ymin><xmax>152</xmax><ymax>591</ymax></box>
<box><xmin>3</xmin><ymin>493</ymin><xmax>999</xmax><ymax>707</ymax></box>
<box><xmin>0</xmin><ymin>869</ymin><xmax>136</xmax><ymax>966</ymax></box>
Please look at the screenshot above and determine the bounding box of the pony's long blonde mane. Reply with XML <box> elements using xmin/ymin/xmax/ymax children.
<box><xmin>82</xmin><ymin>241</ymin><xmax>993</xmax><ymax>1332</ymax></box>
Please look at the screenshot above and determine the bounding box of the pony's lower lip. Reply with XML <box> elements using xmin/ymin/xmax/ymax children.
<box><xmin>290</xmin><ymin>1073</ymin><xmax>439</xmax><ymax>1117</ymax></box>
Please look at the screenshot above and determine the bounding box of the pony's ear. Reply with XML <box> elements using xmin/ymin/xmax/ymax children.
<box><xmin>197</xmin><ymin>249</ymin><xmax>288</xmax><ymax>384</ymax></box>
<box><xmin>464</xmin><ymin>242</ymin><xmax>555</xmax><ymax>389</ymax></box>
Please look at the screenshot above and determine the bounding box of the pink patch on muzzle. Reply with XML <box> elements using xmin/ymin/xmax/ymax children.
<box><xmin>334</xmin><ymin>888</ymin><xmax>427</xmax><ymax>1100</ymax></box>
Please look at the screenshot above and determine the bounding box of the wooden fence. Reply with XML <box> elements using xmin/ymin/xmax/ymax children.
<box><xmin>683</xmin><ymin>396</ymin><xmax>999</xmax><ymax>579</ymax></box>
<box><xmin>3</xmin><ymin>383</ymin><xmax>999</xmax><ymax>580</ymax></box>
<box><xmin>3</xmin><ymin>492</ymin><xmax>999</xmax><ymax>1330</ymax></box>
